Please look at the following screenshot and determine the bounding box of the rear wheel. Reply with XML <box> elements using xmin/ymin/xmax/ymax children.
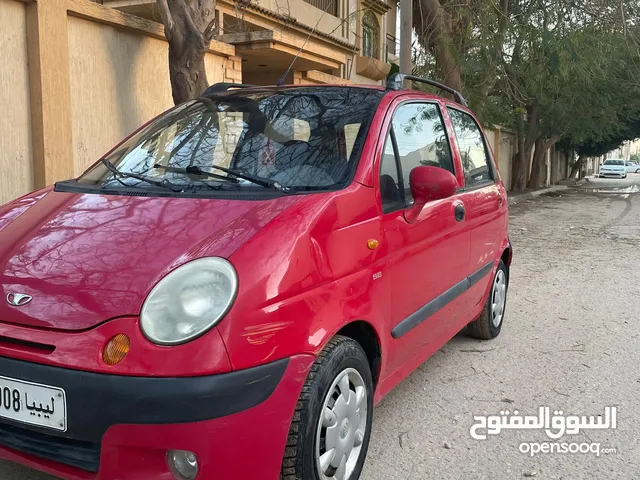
<box><xmin>467</xmin><ymin>261</ymin><xmax>508</xmax><ymax>340</ymax></box>
<box><xmin>281</xmin><ymin>336</ymin><xmax>373</xmax><ymax>480</ymax></box>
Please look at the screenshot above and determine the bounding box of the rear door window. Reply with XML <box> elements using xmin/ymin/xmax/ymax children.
<box><xmin>447</xmin><ymin>108</ymin><xmax>494</xmax><ymax>189</ymax></box>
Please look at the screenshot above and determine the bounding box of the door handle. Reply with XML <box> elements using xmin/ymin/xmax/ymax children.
<box><xmin>454</xmin><ymin>204</ymin><xmax>465</xmax><ymax>222</ymax></box>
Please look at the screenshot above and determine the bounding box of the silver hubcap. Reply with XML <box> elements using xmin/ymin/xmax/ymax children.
<box><xmin>315</xmin><ymin>368</ymin><xmax>368</xmax><ymax>480</ymax></box>
<box><xmin>492</xmin><ymin>269</ymin><xmax>507</xmax><ymax>328</ymax></box>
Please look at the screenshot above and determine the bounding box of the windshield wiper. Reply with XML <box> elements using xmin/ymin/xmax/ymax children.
<box><xmin>153</xmin><ymin>164</ymin><xmax>239</xmax><ymax>183</ymax></box>
<box><xmin>101</xmin><ymin>159</ymin><xmax>182</xmax><ymax>192</ymax></box>
<box><xmin>154</xmin><ymin>164</ymin><xmax>289</xmax><ymax>192</ymax></box>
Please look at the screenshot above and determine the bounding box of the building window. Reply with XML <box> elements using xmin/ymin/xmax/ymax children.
<box><xmin>303</xmin><ymin>0</ymin><xmax>338</xmax><ymax>17</ymax></box>
<box><xmin>362</xmin><ymin>11</ymin><xmax>380</xmax><ymax>59</ymax></box>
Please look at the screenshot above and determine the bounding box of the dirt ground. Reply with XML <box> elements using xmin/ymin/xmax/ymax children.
<box><xmin>2</xmin><ymin>175</ymin><xmax>640</xmax><ymax>479</ymax></box>
<box><xmin>361</xmin><ymin>175</ymin><xmax>640</xmax><ymax>480</ymax></box>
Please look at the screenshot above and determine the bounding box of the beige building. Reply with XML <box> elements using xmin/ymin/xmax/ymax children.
<box><xmin>0</xmin><ymin>0</ymin><xmax>396</xmax><ymax>205</ymax></box>
<box><xmin>104</xmin><ymin>0</ymin><xmax>394</xmax><ymax>86</ymax></box>
<box><xmin>1</xmin><ymin>0</ymin><xmax>574</xmax><ymax>205</ymax></box>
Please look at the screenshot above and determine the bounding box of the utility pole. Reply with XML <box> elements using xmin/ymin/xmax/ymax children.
<box><xmin>399</xmin><ymin>0</ymin><xmax>412</xmax><ymax>77</ymax></box>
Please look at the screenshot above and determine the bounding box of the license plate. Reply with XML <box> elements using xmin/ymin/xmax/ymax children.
<box><xmin>0</xmin><ymin>375</ymin><xmax>67</xmax><ymax>431</ymax></box>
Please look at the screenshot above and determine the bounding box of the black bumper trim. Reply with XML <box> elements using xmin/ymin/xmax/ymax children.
<box><xmin>0</xmin><ymin>422</ymin><xmax>100</xmax><ymax>472</ymax></box>
<box><xmin>0</xmin><ymin>355</ymin><xmax>289</xmax><ymax>443</ymax></box>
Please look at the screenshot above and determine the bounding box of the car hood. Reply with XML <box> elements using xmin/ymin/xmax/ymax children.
<box><xmin>0</xmin><ymin>189</ymin><xmax>301</xmax><ymax>331</ymax></box>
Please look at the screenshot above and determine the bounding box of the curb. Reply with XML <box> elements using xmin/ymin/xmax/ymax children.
<box><xmin>507</xmin><ymin>185</ymin><xmax>569</xmax><ymax>206</ymax></box>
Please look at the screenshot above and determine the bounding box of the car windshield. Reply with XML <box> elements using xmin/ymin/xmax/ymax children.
<box><xmin>604</xmin><ymin>160</ymin><xmax>624</xmax><ymax>166</ymax></box>
<box><xmin>74</xmin><ymin>87</ymin><xmax>383</xmax><ymax>194</ymax></box>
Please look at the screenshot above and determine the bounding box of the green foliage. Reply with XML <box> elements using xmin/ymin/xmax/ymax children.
<box><xmin>412</xmin><ymin>0</ymin><xmax>640</xmax><ymax>156</ymax></box>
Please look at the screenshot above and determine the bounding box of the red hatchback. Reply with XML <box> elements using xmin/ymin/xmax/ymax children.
<box><xmin>0</xmin><ymin>74</ymin><xmax>511</xmax><ymax>480</ymax></box>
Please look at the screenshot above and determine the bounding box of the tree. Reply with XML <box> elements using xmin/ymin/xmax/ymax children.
<box><xmin>412</xmin><ymin>0</ymin><xmax>640</xmax><ymax>191</ymax></box>
<box><xmin>156</xmin><ymin>0</ymin><xmax>219</xmax><ymax>105</ymax></box>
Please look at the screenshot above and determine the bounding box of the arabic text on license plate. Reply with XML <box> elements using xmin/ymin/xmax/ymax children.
<box><xmin>0</xmin><ymin>375</ymin><xmax>67</xmax><ymax>431</ymax></box>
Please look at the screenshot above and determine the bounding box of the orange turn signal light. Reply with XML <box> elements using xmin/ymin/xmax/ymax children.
<box><xmin>102</xmin><ymin>334</ymin><xmax>131</xmax><ymax>366</ymax></box>
<box><xmin>367</xmin><ymin>239</ymin><xmax>379</xmax><ymax>250</ymax></box>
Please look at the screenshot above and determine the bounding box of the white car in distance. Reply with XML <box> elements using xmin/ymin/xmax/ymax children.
<box><xmin>599</xmin><ymin>159</ymin><xmax>627</xmax><ymax>178</ymax></box>
<box><xmin>625</xmin><ymin>161</ymin><xmax>640</xmax><ymax>174</ymax></box>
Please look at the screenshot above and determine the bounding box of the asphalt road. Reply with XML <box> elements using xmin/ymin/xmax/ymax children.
<box><xmin>2</xmin><ymin>174</ymin><xmax>640</xmax><ymax>480</ymax></box>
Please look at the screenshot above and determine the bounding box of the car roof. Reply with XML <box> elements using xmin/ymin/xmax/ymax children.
<box><xmin>203</xmin><ymin>74</ymin><xmax>469</xmax><ymax>108</ymax></box>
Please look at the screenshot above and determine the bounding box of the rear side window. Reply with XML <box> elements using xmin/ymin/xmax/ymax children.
<box><xmin>379</xmin><ymin>102</ymin><xmax>454</xmax><ymax>210</ymax></box>
<box><xmin>448</xmin><ymin>109</ymin><xmax>494</xmax><ymax>188</ymax></box>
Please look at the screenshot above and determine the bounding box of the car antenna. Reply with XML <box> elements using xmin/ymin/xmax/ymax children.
<box><xmin>277</xmin><ymin>0</ymin><xmax>336</xmax><ymax>86</ymax></box>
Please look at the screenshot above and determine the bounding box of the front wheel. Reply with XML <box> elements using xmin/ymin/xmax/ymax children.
<box><xmin>467</xmin><ymin>260</ymin><xmax>509</xmax><ymax>339</ymax></box>
<box><xmin>281</xmin><ymin>336</ymin><xmax>373</xmax><ymax>480</ymax></box>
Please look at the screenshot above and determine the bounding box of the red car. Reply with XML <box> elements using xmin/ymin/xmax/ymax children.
<box><xmin>0</xmin><ymin>74</ymin><xmax>511</xmax><ymax>480</ymax></box>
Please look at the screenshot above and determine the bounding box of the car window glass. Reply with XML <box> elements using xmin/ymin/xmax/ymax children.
<box><xmin>448</xmin><ymin>109</ymin><xmax>493</xmax><ymax>188</ymax></box>
<box><xmin>390</xmin><ymin>103</ymin><xmax>454</xmax><ymax>203</ymax></box>
<box><xmin>343</xmin><ymin>123</ymin><xmax>362</xmax><ymax>159</ymax></box>
<box><xmin>380</xmin><ymin>133</ymin><xmax>403</xmax><ymax>210</ymax></box>
<box><xmin>76</xmin><ymin>88</ymin><xmax>384</xmax><ymax>192</ymax></box>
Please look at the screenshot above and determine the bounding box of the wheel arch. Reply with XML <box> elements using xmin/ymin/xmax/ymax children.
<box><xmin>501</xmin><ymin>238</ymin><xmax>513</xmax><ymax>269</ymax></box>
<box><xmin>334</xmin><ymin>320</ymin><xmax>383</xmax><ymax>389</ymax></box>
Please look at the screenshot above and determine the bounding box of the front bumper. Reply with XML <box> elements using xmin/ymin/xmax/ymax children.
<box><xmin>600</xmin><ymin>171</ymin><xmax>625</xmax><ymax>177</ymax></box>
<box><xmin>0</xmin><ymin>354</ymin><xmax>314</xmax><ymax>480</ymax></box>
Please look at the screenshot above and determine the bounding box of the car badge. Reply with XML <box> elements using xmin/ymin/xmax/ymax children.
<box><xmin>6</xmin><ymin>293</ymin><xmax>33</xmax><ymax>307</ymax></box>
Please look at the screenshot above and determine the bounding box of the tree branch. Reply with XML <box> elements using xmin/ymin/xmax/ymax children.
<box><xmin>156</xmin><ymin>0</ymin><xmax>175</xmax><ymax>41</ymax></box>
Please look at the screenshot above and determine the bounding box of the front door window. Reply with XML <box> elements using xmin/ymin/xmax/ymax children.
<box><xmin>379</xmin><ymin>102</ymin><xmax>455</xmax><ymax>208</ymax></box>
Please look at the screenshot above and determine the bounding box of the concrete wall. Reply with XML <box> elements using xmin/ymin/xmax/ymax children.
<box><xmin>67</xmin><ymin>16</ymin><xmax>227</xmax><ymax>175</ymax></box>
<box><xmin>485</xmin><ymin>128</ymin><xmax>515</xmax><ymax>191</ymax></box>
<box><xmin>0</xmin><ymin>0</ymin><xmax>34</xmax><ymax>204</ymax></box>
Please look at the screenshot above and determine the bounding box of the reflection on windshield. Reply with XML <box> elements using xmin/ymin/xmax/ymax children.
<box><xmin>76</xmin><ymin>88</ymin><xmax>384</xmax><ymax>193</ymax></box>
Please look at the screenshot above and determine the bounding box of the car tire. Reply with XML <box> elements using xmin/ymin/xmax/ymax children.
<box><xmin>467</xmin><ymin>260</ymin><xmax>508</xmax><ymax>340</ymax></box>
<box><xmin>636</xmin><ymin>169</ymin><xmax>640</xmax><ymax>173</ymax></box>
<box><xmin>281</xmin><ymin>336</ymin><xmax>374</xmax><ymax>480</ymax></box>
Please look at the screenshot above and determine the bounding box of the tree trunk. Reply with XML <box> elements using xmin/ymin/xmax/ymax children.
<box><xmin>569</xmin><ymin>155</ymin><xmax>585</xmax><ymax>179</ymax></box>
<box><xmin>527</xmin><ymin>136</ymin><xmax>546</xmax><ymax>189</ymax></box>
<box><xmin>157</xmin><ymin>0</ymin><xmax>218</xmax><ymax>105</ymax></box>
<box><xmin>510</xmin><ymin>105</ymin><xmax>540</xmax><ymax>192</ymax></box>
<box><xmin>418</xmin><ymin>0</ymin><xmax>462</xmax><ymax>92</ymax></box>
<box><xmin>168</xmin><ymin>39</ymin><xmax>209</xmax><ymax>105</ymax></box>
<box><xmin>510</xmin><ymin>109</ymin><xmax>526</xmax><ymax>191</ymax></box>
<box><xmin>527</xmin><ymin>135</ymin><xmax>561</xmax><ymax>189</ymax></box>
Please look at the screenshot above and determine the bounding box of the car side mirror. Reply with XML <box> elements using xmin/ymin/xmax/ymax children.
<box><xmin>404</xmin><ymin>166</ymin><xmax>458</xmax><ymax>223</ymax></box>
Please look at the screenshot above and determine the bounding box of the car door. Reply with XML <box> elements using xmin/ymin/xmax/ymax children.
<box><xmin>377</xmin><ymin>100</ymin><xmax>471</xmax><ymax>374</ymax></box>
<box><xmin>446</xmin><ymin>107</ymin><xmax>507</xmax><ymax>305</ymax></box>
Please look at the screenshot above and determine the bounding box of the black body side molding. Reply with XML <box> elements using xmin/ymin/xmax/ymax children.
<box><xmin>391</xmin><ymin>262</ymin><xmax>494</xmax><ymax>339</ymax></box>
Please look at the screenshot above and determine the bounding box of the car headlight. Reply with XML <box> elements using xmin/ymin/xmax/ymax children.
<box><xmin>140</xmin><ymin>258</ymin><xmax>238</xmax><ymax>345</ymax></box>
